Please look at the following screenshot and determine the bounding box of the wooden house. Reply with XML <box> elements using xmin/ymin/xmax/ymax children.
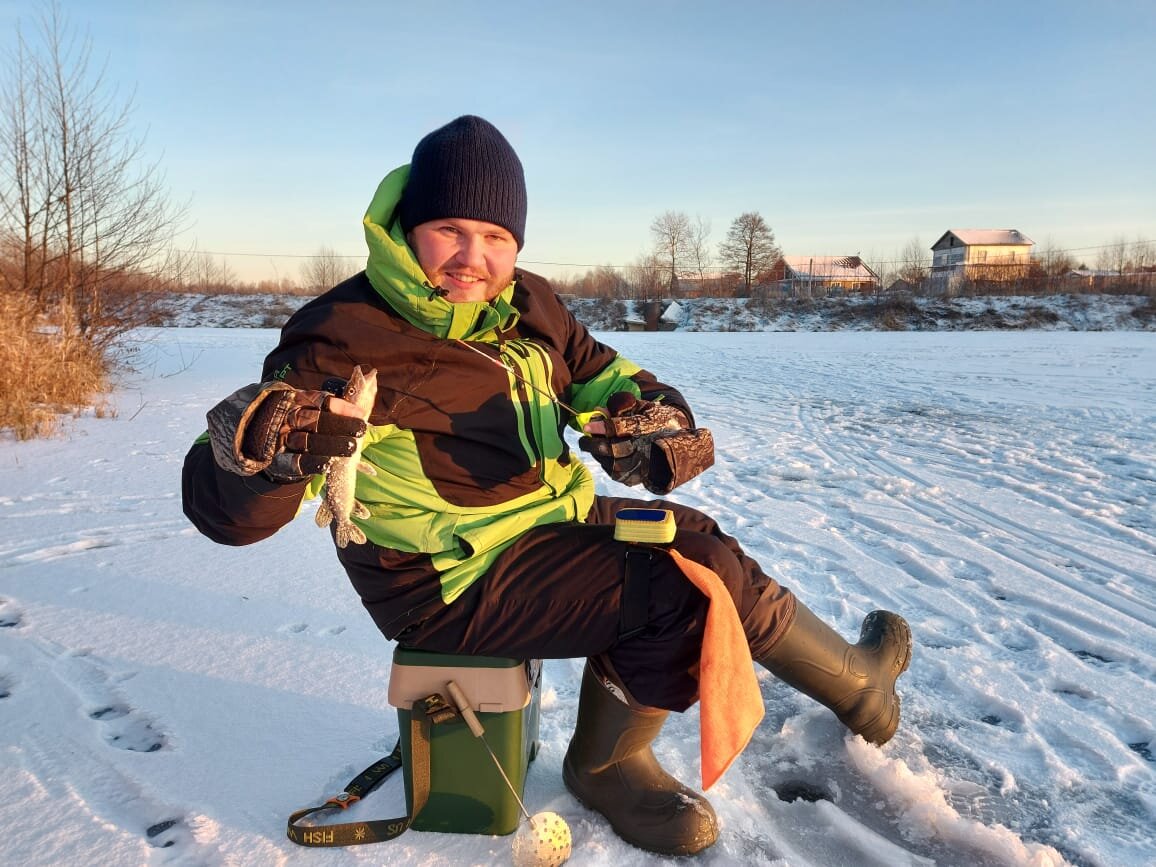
<box><xmin>930</xmin><ymin>229</ymin><xmax>1034</xmax><ymax>291</ymax></box>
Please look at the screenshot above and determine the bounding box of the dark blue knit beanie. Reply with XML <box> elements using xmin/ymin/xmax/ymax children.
<box><xmin>398</xmin><ymin>115</ymin><xmax>527</xmax><ymax>249</ymax></box>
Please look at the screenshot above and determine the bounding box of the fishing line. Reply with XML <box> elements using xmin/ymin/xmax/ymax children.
<box><xmin>453</xmin><ymin>338</ymin><xmax>583</xmax><ymax>417</ymax></box>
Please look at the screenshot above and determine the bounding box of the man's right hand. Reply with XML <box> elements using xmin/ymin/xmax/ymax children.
<box><xmin>206</xmin><ymin>382</ymin><xmax>367</xmax><ymax>481</ymax></box>
<box><xmin>578</xmin><ymin>392</ymin><xmax>704</xmax><ymax>493</ymax></box>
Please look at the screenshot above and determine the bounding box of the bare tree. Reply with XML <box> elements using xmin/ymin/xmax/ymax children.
<box><xmin>687</xmin><ymin>214</ymin><xmax>712</xmax><ymax>286</ymax></box>
<box><xmin>0</xmin><ymin>28</ymin><xmax>48</xmax><ymax>304</ymax></box>
<box><xmin>576</xmin><ymin>264</ymin><xmax>626</xmax><ymax>299</ymax></box>
<box><xmin>1122</xmin><ymin>237</ymin><xmax>1155</xmax><ymax>294</ymax></box>
<box><xmin>301</xmin><ymin>245</ymin><xmax>355</xmax><ymax>294</ymax></box>
<box><xmin>861</xmin><ymin>252</ymin><xmax>894</xmax><ymax>293</ymax></box>
<box><xmin>163</xmin><ymin>244</ymin><xmax>197</xmax><ymax>290</ymax></box>
<box><xmin>1127</xmin><ymin>237</ymin><xmax>1154</xmax><ymax>273</ymax></box>
<box><xmin>650</xmin><ymin>210</ymin><xmax>692</xmax><ymax>295</ymax></box>
<box><xmin>626</xmin><ymin>252</ymin><xmax>665</xmax><ymax>301</ymax></box>
<box><xmin>0</xmin><ymin>2</ymin><xmax>184</xmax><ymax>347</ymax></box>
<box><xmin>1096</xmin><ymin>236</ymin><xmax>1129</xmax><ymax>274</ymax></box>
<box><xmin>1034</xmin><ymin>238</ymin><xmax>1075</xmax><ymax>291</ymax></box>
<box><xmin>190</xmin><ymin>251</ymin><xmax>234</xmax><ymax>293</ymax></box>
<box><xmin>896</xmin><ymin>237</ymin><xmax>930</xmax><ymax>288</ymax></box>
<box><xmin>717</xmin><ymin>212</ymin><xmax>780</xmax><ymax>296</ymax></box>
<box><xmin>1084</xmin><ymin>236</ymin><xmax>1156</xmax><ymax>294</ymax></box>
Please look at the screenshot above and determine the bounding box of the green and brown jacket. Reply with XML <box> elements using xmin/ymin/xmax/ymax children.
<box><xmin>182</xmin><ymin>165</ymin><xmax>694</xmax><ymax>638</ymax></box>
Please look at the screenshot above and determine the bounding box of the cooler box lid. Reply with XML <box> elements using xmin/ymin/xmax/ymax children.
<box><xmin>388</xmin><ymin>647</ymin><xmax>532</xmax><ymax>713</ymax></box>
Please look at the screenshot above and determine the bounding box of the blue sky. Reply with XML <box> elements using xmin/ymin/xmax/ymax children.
<box><xmin>3</xmin><ymin>0</ymin><xmax>1154</xmax><ymax>282</ymax></box>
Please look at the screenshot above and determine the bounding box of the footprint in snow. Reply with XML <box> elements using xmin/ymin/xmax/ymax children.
<box><xmin>89</xmin><ymin>703</ymin><xmax>168</xmax><ymax>752</ymax></box>
<box><xmin>1072</xmin><ymin>648</ymin><xmax>1114</xmax><ymax>665</ymax></box>
<box><xmin>0</xmin><ymin>597</ymin><xmax>24</xmax><ymax>628</ymax></box>
<box><xmin>53</xmin><ymin>652</ymin><xmax>169</xmax><ymax>753</ymax></box>
<box><xmin>145</xmin><ymin>817</ymin><xmax>190</xmax><ymax>849</ymax></box>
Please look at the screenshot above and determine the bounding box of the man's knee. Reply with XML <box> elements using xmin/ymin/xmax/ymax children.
<box><xmin>668</xmin><ymin>533</ymin><xmax>743</xmax><ymax>591</ymax></box>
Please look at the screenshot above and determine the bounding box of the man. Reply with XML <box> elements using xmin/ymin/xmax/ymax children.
<box><xmin>182</xmin><ymin>115</ymin><xmax>912</xmax><ymax>857</ymax></box>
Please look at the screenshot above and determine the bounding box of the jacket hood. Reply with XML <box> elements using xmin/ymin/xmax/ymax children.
<box><xmin>362</xmin><ymin>164</ymin><xmax>519</xmax><ymax>340</ymax></box>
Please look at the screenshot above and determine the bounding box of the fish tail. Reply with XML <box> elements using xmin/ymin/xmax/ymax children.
<box><xmin>335</xmin><ymin>521</ymin><xmax>367</xmax><ymax>549</ymax></box>
<box><xmin>315</xmin><ymin>500</ymin><xmax>334</xmax><ymax>528</ymax></box>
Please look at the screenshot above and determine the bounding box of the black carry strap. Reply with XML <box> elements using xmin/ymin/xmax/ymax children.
<box><xmin>619</xmin><ymin>547</ymin><xmax>653</xmax><ymax>640</ymax></box>
<box><xmin>286</xmin><ymin>693</ymin><xmax>457</xmax><ymax>848</ymax></box>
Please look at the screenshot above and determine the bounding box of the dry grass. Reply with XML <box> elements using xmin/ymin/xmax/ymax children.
<box><xmin>0</xmin><ymin>294</ymin><xmax>112</xmax><ymax>439</ymax></box>
<box><xmin>1133</xmin><ymin>299</ymin><xmax>1156</xmax><ymax>323</ymax></box>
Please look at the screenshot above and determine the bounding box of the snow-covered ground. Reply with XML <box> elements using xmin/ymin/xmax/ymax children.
<box><xmin>1</xmin><ymin>328</ymin><xmax>1153</xmax><ymax>867</ymax></box>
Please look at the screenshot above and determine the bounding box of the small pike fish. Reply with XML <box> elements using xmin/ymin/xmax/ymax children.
<box><xmin>315</xmin><ymin>365</ymin><xmax>378</xmax><ymax>548</ymax></box>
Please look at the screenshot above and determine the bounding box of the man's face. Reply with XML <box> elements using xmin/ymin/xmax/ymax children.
<box><xmin>408</xmin><ymin>218</ymin><xmax>518</xmax><ymax>303</ymax></box>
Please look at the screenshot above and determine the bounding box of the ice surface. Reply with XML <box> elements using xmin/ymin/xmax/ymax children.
<box><xmin>1</xmin><ymin>327</ymin><xmax>1153</xmax><ymax>866</ymax></box>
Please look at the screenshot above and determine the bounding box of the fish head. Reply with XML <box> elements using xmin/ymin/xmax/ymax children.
<box><xmin>346</xmin><ymin>366</ymin><xmax>379</xmax><ymax>419</ymax></box>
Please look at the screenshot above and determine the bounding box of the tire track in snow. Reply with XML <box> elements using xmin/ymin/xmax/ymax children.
<box><xmin>786</xmin><ymin>393</ymin><xmax>1156</xmax><ymax>629</ymax></box>
<box><xmin>862</xmin><ymin>446</ymin><xmax>1156</xmax><ymax>630</ymax></box>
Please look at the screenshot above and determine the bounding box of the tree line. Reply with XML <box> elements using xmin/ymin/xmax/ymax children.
<box><xmin>554</xmin><ymin>210</ymin><xmax>783</xmax><ymax>301</ymax></box>
<box><xmin>555</xmin><ymin>216</ymin><xmax>1156</xmax><ymax>301</ymax></box>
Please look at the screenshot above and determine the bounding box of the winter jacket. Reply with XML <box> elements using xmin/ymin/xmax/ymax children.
<box><xmin>182</xmin><ymin>165</ymin><xmax>694</xmax><ymax>638</ymax></box>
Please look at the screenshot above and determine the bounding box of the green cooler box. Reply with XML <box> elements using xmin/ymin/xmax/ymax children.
<box><xmin>388</xmin><ymin>647</ymin><xmax>542</xmax><ymax>835</ymax></box>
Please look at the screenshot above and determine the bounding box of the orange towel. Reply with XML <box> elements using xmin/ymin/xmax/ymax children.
<box><xmin>668</xmin><ymin>549</ymin><xmax>764</xmax><ymax>791</ymax></box>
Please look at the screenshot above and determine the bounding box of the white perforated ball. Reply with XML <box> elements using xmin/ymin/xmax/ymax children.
<box><xmin>511</xmin><ymin>811</ymin><xmax>571</xmax><ymax>867</ymax></box>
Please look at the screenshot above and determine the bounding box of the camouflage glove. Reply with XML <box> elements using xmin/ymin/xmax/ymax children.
<box><xmin>206</xmin><ymin>382</ymin><xmax>365</xmax><ymax>482</ymax></box>
<box><xmin>578</xmin><ymin>392</ymin><xmax>715</xmax><ymax>495</ymax></box>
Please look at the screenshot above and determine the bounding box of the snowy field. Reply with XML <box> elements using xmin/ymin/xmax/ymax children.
<box><xmin>1</xmin><ymin>327</ymin><xmax>1153</xmax><ymax>867</ymax></box>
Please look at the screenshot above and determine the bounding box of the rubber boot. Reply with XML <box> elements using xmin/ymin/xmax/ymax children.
<box><xmin>562</xmin><ymin>662</ymin><xmax>718</xmax><ymax>856</ymax></box>
<box><xmin>758</xmin><ymin>604</ymin><xmax>912</xmax><ymax>745</ymax></box>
